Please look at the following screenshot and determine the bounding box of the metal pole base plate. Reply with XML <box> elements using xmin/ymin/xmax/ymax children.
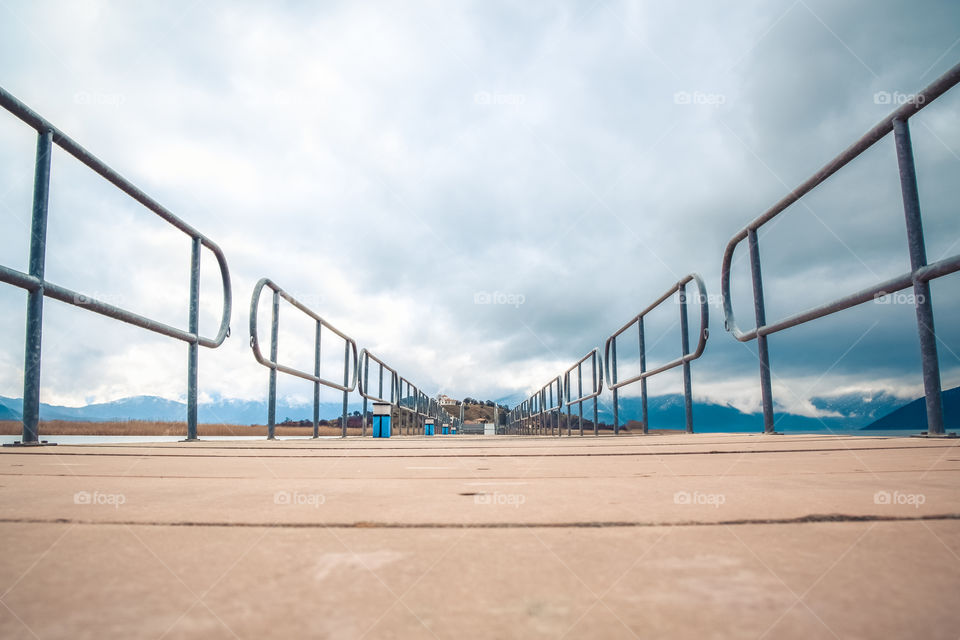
<box><xmin>911</xmin><ymin>432</ymin><xmax>958</xmax><ymax>438</ymax></box>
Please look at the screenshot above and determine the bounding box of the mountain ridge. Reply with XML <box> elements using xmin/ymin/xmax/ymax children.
<box><xmin>2</xmin><ymin>388</ymin><xmax>952</xmax><ymax>431</ymax></box>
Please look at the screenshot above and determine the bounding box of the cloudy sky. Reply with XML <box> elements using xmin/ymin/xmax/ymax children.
<box><xmin>0</xmin><ymin>0</ymin><xmax>958</xmax><ymax>418</ymax></box>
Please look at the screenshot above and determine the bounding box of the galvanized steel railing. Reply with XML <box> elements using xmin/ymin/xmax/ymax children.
<box><xmin>721</xmin><ymin>62</ymin><xmax>960</xmax><ymax>435</ymax></box>
<box><xmin>357</xmin><ymin>348</ymin><xmax>401</xmax><ymax>436</ymax></box>
<box><xmin>249</xmin><ymin>278</ymin><xmax>358</xmax><ymax>438</ymax></box>
<box><xmin>563</xmin><ymin>348</ymin><xmax>604</xmax><ymax>436</ymax></box>
<box><xmin>397</xmin><ymin>377</ymin><xmax>423</xmax><ymax>435</ymax></box>
<box><xmin>539</xmin><ymin>376</ymin><xmax>564</xmax><ymax>435</ymax></box>
<box><xmin>509</xmin><ymin>376</ymin><xmax>563</xmax><ymax>435</ymax></box>
<box><xmin>604</xmin><ymin>274</ymin><xmax>709</xmax><ymax>434</ymax></box>
<box><xmin>0</xmin><ymin>86</ymin><xmax>233</xmax><ymax>444</ymax></box>
<box><xmin>6</xmin><ymin>64</ymin><xmax>958</xmax><ymax>443</ymax></box>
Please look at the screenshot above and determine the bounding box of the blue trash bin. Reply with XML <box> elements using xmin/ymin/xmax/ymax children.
<box><xmin>372</xmin><ymin>402</ymin><xmax>392</xmax><ymax>438</ymax></box>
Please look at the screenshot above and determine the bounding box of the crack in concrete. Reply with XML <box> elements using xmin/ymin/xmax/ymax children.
<box><xmin>1</xmin><ymin>513</ymin><xmax>957</xmax><ymax>529</ymax></box>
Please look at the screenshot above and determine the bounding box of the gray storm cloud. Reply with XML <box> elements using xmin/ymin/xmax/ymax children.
<box><xmin>0</xmin><ymin>0</ymin><xmax>958</xmax><ymax>415</ymax></box>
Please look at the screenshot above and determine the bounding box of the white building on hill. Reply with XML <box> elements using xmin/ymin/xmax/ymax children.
<box><xmin>437</xmin><ymin>394</ymin><xmax>457</xmax><ymax>406</ymax></box>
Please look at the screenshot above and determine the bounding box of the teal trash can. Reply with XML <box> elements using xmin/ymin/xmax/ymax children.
<box><xmin>372</xmin><ymin>402</ymin><xmax>392</xmax><ymax>438</ymax></box>
<box><xmin>424</xmin><ymin>418</ymin><xmax>435</xmax><ymax>436</ymax></box>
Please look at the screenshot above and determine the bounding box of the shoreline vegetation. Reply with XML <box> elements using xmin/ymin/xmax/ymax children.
<box><xmin>0</xmin><ymin>419</ymin><xmax>634</xmax><ymax>437</ymax></box>
<box><xmin>0</xmin><ymin>420</ymin><xmax>365</xmax><ymax>437</ymax></box>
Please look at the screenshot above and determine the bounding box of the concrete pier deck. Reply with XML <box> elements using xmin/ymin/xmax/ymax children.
<box><xmin>0</xmin><ymin>433</ymin><xmax>958</xmax><ymax>638</ymax></box>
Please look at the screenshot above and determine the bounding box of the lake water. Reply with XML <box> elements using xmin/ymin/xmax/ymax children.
<box><xmin>0</xmin><ymin>429</ymin><xmax>923</xmax><ymax>445</ymax></box>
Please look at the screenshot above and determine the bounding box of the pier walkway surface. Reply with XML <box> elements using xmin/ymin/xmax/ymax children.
<box><xmin>1</xmin><ymin>433</ymin><xmax>958</xmax><ymax>638</ymax></box>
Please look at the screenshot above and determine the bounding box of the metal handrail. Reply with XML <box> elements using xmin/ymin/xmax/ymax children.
<box><xmin>357</xmin><ymin>348</ymin><xmax>401</xmax><ymax>436</ymax></box>
<box><xmin>721</xmin><ymin>61</ymin><xmax>960</xmax><ymax>435</ymax></box>
<box><xmin>509</xmin><ymin>376</ymin><xmax>563</xmax><ymax>435</ymax></box>
<box><xmin>249</xmin><ymin>278</ymin><xmax>358</xmax><ymax>438</ymax></box>
<box><xmin>604</xmin><ymin>273</ymin><xmax>709</xmax><ymax>434</ymax></box>
<box><xmin>0</xmin><ymin>86</ymin><xmax>233</xmax><ymax>443</ymax></box>
<box><xmin>604</xmin><ymin>274</ymin><xmax>709</xmax><ymax>387</ymax></box>
<box><xmin>539</xmin><ymin>376</ymin><xmax>563</xmax><ymax>435</ymax></box>
<box><xmin>563</xmin><ymin>348</ymin><xmax>604</xmax><ymax>436</ymax></box>
<box><xmin>356</xmin><ymin>349</ymin><xmax>400</xmax><ymax>402</ymax></box>
<box><xmin>397</xmin><ymin>376</ymin><xmax>423</xmax><ymax>435</ymax></box>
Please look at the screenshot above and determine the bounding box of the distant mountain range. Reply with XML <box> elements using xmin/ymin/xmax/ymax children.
<box><xmin>1</xmin><ymin>387</ymin><xmax>955</xmax><ymax>432</ymax></box>
<box><xmin>590</xmin><ymin>390</ymin><xmax>908</xmax><ymax>432</ymax></box>
<box><xmin>501</xmin><ymin>387</ymin><xmax>959</xmax><ymax>432</ymax></box>
<box><xmin>0</xmin><ymin>395</ymin><xmax>364</xmax><ymax>425</ymax></box>
<box><xmin>865</xmin><ymin>386</ymin><xmax>960</xmax><ymax>430</ymax></box>
<box><xmin>0</xmin><ymin>403</ymin><xmax>19</xmax><ymax>421</ymax></box>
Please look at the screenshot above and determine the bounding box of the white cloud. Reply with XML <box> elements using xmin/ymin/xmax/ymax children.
<box><xmin>1</xmin><ymin>0</ymin><xmax>958</xmax><ymax>414</ymax></box>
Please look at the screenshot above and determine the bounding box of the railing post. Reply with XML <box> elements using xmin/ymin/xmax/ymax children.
<box><xmin>547</xmin><ymin>386</ymin><xmax>553</xmax><ymax>436</ymax></box>
<box><xmin>540</xmin><ymin>386</ymin><xmax>548</xmax><ymax>435</ymax></box>
<box><xmin>611</xmin><ymin>339</ymin><xmax>619</xmax><ymax>435</ymax></box>
<box><xmin>893</xmin><ymin>118</ymin><xmax>945</xmax><ymax>436</ymax></box>
<box><xmin>361</xmin><ymin>360</ymin><xmax>370</xmax><ymax>437</ymax></box>
<box><xmin>20</xmin><ymin>130</ymin><xmax>53</xmax><ymax>445</ymax></box>
<box><xmin>679</xmin><ymin>282</ymin><xmax>694</xmax><ymax>433</ymax></box>
<box><xmin>186</xmin><ymin>236</ymin><xmax>202</xmax><ymax>441</ymax></box>
<box><xmin>341</xmin><ymin>341</ymin><xmax>349</xmax><ymax>437</ymax></box>
<box><xmin>267</xmin><ymin>289</ymin><xmax>279</xmax><ymax>440</ymax></box>
<box><xmin>312</xmin><ymin>320</ymin><xmax>321</xmax><ymax>439</ymax></box>
<box><xmin>638</xmin><ymin>318</ymin><xmax>648</xmax><ymax>434</ymax></box>
<box><xmin>592</xmin><ymin>351</ymin><xmax>599</xmax><ymax>436</ymax></box>
<box><xmin>541</xmin><ymin>392</ymin><xmax>545</xmax><ymax>435</ymax></box>
<box><xmin>748</xmin><ymin>228</ymin><xmax>776</xmax><ymax>433</ymax></box>
<box><xmin>565</xmin><ymin>375</ymin><xmax>571</xmax><ymax>438</ymax></box>
<box><xmin>577</xmin><ymin>364</ymin><xmax>583</xmax><ymax>436</ymax></box>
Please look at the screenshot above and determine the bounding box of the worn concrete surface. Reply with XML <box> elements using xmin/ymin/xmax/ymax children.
<box><xmin>0</xmin><ymin>433</ymin><xmax>958</xmax><ymax>638</ymax></box>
